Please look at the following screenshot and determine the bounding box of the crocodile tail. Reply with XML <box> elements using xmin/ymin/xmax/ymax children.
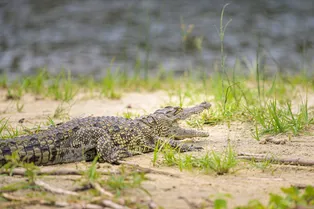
<box><xmin>0</xmin><ymin>136</ymin><xmax>44</xmax><ymax>166</ymax></box>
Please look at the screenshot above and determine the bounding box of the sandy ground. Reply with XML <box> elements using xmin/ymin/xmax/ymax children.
<box><xmin>0</xmin><ymin>90</ymin><xmax>313</xmax><ymax>209</ymax></box>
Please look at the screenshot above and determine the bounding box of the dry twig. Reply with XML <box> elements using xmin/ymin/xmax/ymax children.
<box><xmin>1</xmin><ymin>193</ymin><xmax>52</xmax><ymax>208</ymax></box>
<box><xmin>1</xmin><ymin>193</ymin><xmax>104</xmax><ymax>209</ymax></box>
<box><xmin>178</xmin><ymin>196</ymin><xmax>200</xmax><ymax>209</ymax></box>
<box><xmin>90</xmin><ymin>181</ymin><xmax>114</xmax><ymax>197</ymax></box>
<box><xmin>291</xmin><ymin>183</ymin><xmax>314</xmax><ymax>189</ymax></box>
<box><xmin>0</xmin><ymin>167</ymin><xmax>118</xmax><ymax>176</ymax></box>
<box><xmin>102</xmin><ymin>200</ymin><xmax>131</xmax><ymax>209</ymax></box>
<box><xmin>34</xmin><ymin>179</ymin><xmax>78</xmax><ymax>196</ymax></box>
<box><xmin>237</xmin><ymin>153</ymin><xmax>314</xmax><ymax>166</ymax></box>
<box><xmin>118</xmin><ymin>161</ymin><xmax>180</xmax><ymax>177</ymax></box>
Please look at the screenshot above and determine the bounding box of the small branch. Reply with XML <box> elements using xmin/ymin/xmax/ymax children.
<box><xmin>1</xmin><ymin>193</ymin><xmax>51</xmax><ymax>207</ymax></box>
<box><xmin>71</xmin><ymin>203</ymin><xmax>104</xmax><ymax>209</ymax></box>
<box><xmin>291</xmin><ymin>183</ymin><xmax>314</xmax><ymax>189</ymax></box>
<box><xmin>102</xmin><ymin>200</ymin><xmax>131</xmax><ymax>209</ymax></box>
<box><xmin>2</xmin><ymin>193</ymin><xmax>37</xmax><ymax>202</ymax></box>
<box><xmin>238</xmin><ymin>152</ymin><xmax>268</xmax><ymax>157</ymax></box>
<box><xmin>0</xmin><ymin>167</ymin><xmax>117</xmax><ymax>176</ymax></box>
<box><xmin>118</xmin><ymin>161</ymin><xmax>180</xmax><ymax>177</ymax></box>
<box><xmin>148</xmin><ymin>200</ymin><xmax>158</xmax><ymax>209</ymax></box>
<box><xmin>90</xmin><ymin>181</ymin><xmax>113</xmax><ymax>197</ymax></box>
<box><xmin>178</xmin><ymin>196</ymin><xmax>199</xmax><ymax>209</ymax></box>
<box><xmin>34</xmin><ymin>179</ymin><xmax>79</xmax><ymax>196</ymax></box>
<box><xmin>237</xmin><ymin>154</ymin><xmax>314</xmax><ymax>166</ymax></box>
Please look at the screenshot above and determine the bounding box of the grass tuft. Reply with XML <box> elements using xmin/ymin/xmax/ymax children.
<box><xmin>157</xmin><ymin>144</ymin><xmax>238</xmax><ymax>175</ymax></box>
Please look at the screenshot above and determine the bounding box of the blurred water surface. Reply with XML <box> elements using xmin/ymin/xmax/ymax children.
<box><xmin>0</xmin><ymin>0</ymin><xmax>313</xmax><ymax>76</ymax></box>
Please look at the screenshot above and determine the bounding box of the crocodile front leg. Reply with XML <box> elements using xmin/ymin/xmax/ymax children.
<box><xmin>155</xmin><ymin>137</ymin><xmax>203</xmax><ymax>152</ymax></box>
<box><xmin>167</xmin><ymin>139</ymin><xmax>203</xmax><ymax>152</ymax></box>
<box><xmin>171</xmin><ymin>126</ymin><xmax>209</xmax><ymax>140</ymax></box>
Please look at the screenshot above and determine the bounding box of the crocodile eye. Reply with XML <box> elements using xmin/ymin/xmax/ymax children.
<box><xmin>173</xmin><ymin>107</ymin><xmax>183</xmax><ymax>115</ymax></box>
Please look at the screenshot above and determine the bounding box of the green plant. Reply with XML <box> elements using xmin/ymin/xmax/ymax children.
<box><xmin>0</xmin><ymin>74</ymin><xmax>8</xmax><ymax>88</ymax></box>
<box><xmin>48</xmin><ymin>71</ymin><xmax>78</xmax><ymax>101</ymax></box>
<box><xmin>211</xmin><ymin>194</ymin><xmax>232</xmax><ymax>209</ymax></box>
<box><xmin>152</xmin><ymin>138</ymin><xmax>164</xmax><ymax>166</ymax></box>
<box><xmin>83</xmin><ymin>156</ymin><xmax>100</xmax><ymax>184</ymax></box>
<box><xmin>6</xmin><ymin>86</ymin><xmax>23</xmax><ymax>100</ymax></box>
<box><xmin>217</xmin><ymin>3</ymin><xmax>232</xmax><ymax>97</ymax></box>
<box><xmin>16</xmin><ymin>101</ymin><xmax>24</xmax><ymax>113</ymax></box>
<box><xmin>100</xmin><ymin>60</ymin><xmax>122</xmax><ymax>99</ymax></box>
<box><xmin>0</xmin><ymin>118</ymin><xmax>9</xmax><ymax>137</ymax></box>
<box><xmin>249</xmin><ymin>158</ymin><xmax>272</xmax><ymax>172</ymax></box>
<box><xmin>22</xmin><ymin>69</ymin><xmax>48</xmax><ymax>95</ymax></box>
<box><xmin>158</xmin><ymin>144</ymin><xmax>237</xmax><ymax>175</ymax></box>
<box><xmin>46</xmin><ymin>116</ymin><xmax>56</xmax><ymax>127</ymax></box>
<box><xmin>53</xmin><ymin>103</ymin><xmax>71</xmax><ymax>120</ymax></box>
<box><xmin>199</xmin><ymin>145</ymin><xmax>237</xmax><ymax>175</ymax></box>
<box><xmin>237</xmin><ymin>186</ymin><xmax>314</xmax><ymax>209</ymax></box>
<box><xmin>120</xmin><ymin>111</ymin><xmax>140</xmax><ymax>119</ymax></box>
<box><xmin>106</xmin><ymin>167</ymin><xmax>148</xmax><ymax>196</ymax></box>
<box><xmin>0</xmin><ymin>181</ymin><xmax>36</xmax><ymax>193</ymax></box>
<box><xmin>249</xmin><ymin>100</ymin><xmax>314</xmax><ymax>136</ymax></box>
<box><xmin>1</xmin><ymin>150</ymin><xmax>40</xmax><ymax>184</ymax></box>
<box><xmin>5</xmin><ymin>126</ymin><xmax>21</xmax><ymax>139</ymax></box>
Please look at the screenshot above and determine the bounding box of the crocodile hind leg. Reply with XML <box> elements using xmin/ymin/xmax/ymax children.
<box><xmin>67</xmin><ymin>127</ymin><xmax>131</xmax><ymax>164</ymax></box>
<box><xmin>59</xmin><ymin>127</ymin><xmax>111</xmax><ymax>164</ymax></box>
<box><xmin>96</xmin><ymin>139</ymin><xmax>132</xmax><ymax>164</ymax></box>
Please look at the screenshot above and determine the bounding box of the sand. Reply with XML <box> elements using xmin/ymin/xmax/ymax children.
<box><xmin>0</xmin><ymin>90</ymin><xmax>313</xmax><ymax>209</ymax></box>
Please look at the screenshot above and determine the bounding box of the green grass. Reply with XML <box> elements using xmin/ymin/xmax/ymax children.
<box><xmin>48</xmin><ymin>71</ymin><xmax>78</xmax><ymax>101</ymax></box>
<box><xmin>203</xmin><ymin>186</ymin><xmax>314</xmax><ymax>209</ymax></box>
<box><xmin>2</xmin><ymin>66</ymin><xmax>313</xmax><ymax>140</ymax></box>
<box><xmin>248</xmin><ymin>99</ymin><xmax>313</xmax><ymax>138</ymax></box>
<box><xmin>154</xmin><ymin>144</ymin><xmax>238</xmax><ymax>175</ymax></box>
<box><xmin>106</xmin><ymin>168</ymin><xmax>148</xmax><ymax>196</ymax></box>
<box><xmin>199</xmin><ymin>145</ymin><xmax>237</xmax><ymax>175</ymax></box>
<box><xmin>236</xmin><ymin>186</ymin><xmax>314</xmax><ymax>209</ymax></box>
<box><xmin>0</xmin><ymin>150</ymin><xmax>40</xmax><ymax>192</ymax></box>
<box><xmin>79</xmin><ymin>157</ymin><xmax>148</xmax><ymax>197</ymax></box>
<box><xmin>6</xmin><ymin>85</ymin><xmax>23</xmax><ymax>100</ymax></box>
<box><xmin>53</xmin><ymin>103</ymin><xmax>71</xmax><ymax>120</ymax></box>
<box><xmin>0</xmin><ymin>117</ymin><xmax>58</xmax><ymax>139</ymax></box>
<box><xmin>82</xmin><ymin>156</ymin><xmax>101</xmax><ymax>184</ymax></box>
<box><xmin>119</xmin><ymin>110</ymin><xmax>140</xmax><ymax>119</ymax></box>
<box><xmin>0</xmin><ymin>118</ymin><xmax>9</xmax><ymax>137</ymax></box>
<box><xmin>16</xmin><ymin>101</ymin><xmax>24</xmax><ymax>113</ymax></box>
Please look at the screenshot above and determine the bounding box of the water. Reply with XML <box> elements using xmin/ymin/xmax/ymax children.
<box><xmin>0</xmin><ymin>0</ymin><xmax>313</xmax><ymax>76</ymax></box>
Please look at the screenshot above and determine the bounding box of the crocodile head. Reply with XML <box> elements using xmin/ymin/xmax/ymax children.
<box><xmin>153</xmin><ymin>101</ymin><xmax>211</xmax><ymax>121</ymax></box>
<box><xmin>137</xmin><ymin>102</ymin><xmax>211</xmax><ymax>138</ymax></box>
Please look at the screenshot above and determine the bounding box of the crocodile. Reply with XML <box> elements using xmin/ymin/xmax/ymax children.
<box><xmin>0</xmin><ymin>102</ymin><xmax>211</xmax><ymax>166</ymax></box>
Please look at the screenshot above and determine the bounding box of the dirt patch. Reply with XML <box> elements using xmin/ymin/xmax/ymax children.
<box><xmin>0</xmin><ymin>90</ymin><xmax>313</xmax><ymax>209</ymax></box>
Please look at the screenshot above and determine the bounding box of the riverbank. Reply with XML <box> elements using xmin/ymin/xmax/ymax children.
<box><xmin>0</xmin><ymin>71</ymin><xmax>313</xmax><ymax>208</ymax></box>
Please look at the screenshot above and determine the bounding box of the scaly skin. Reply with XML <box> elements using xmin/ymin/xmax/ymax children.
<box><xmin>0</xmin><ymin>102</ymin><xmax>211</xmax><ymax>166</ymax></box>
